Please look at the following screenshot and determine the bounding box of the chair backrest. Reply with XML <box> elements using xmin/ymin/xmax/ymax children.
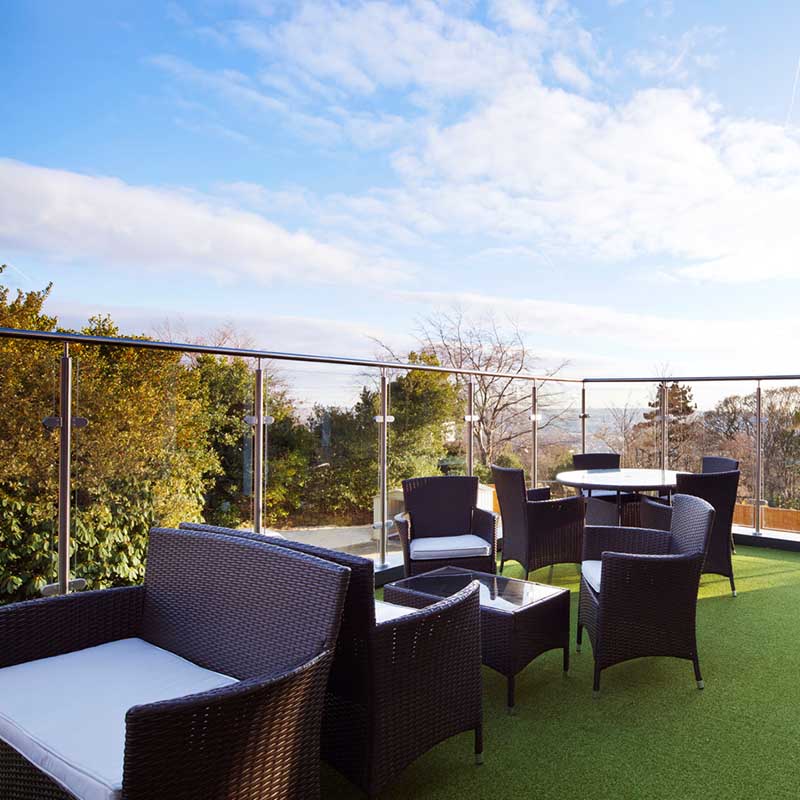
<box><xmin>702</xmin><ymin>456</ymin><xmax>739</xmax><ymax>474</ymax></box>
<box><xmin>491</xmin><ymin>465</ymin><xmax>528</xmax><ymax>556</ymax></box>
<box><xmin>675</xmin><ymin>470</ymin><xmax>740</xmax><ymax>570</ymax></box>
<box><xmin>178</xmin><ymin>521</ymin><xmax>377</xmax><ymax>631</ymax></box>
<box><xmin>179</xmin><ymin>523</ymin><xmax>376</xmax><ymax>708</ymax></box>
<box><xmin>572</xmin><ymin>452</ymin><xmax>620</xmax><ymax>471</ymax></box>
<box><xmin>142</xmin><ymin>527</ymin><xmax>350</xmax><ymax>680</ymax></box>
<box><xmin>668</xmin><ymin>494</ymin><xmax>715</xmax><ymax>556</ymax></box>
<box><xmin>401</xmin><ymin>476</ymin><xmax>477</xmax><ymax>538</ymax></box>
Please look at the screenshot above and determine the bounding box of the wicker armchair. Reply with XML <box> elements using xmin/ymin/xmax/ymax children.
<box><xmin>639</xmin><ymin>470</ymin><xmax>740</xmax><ymax>595</ymax></box>
<box><xmin>491</xmin><ymin>465</ymin><xmax>585</xmax><ymax>576</ymax></box>
<box><xmin>180</xmin><ymin>523</ymin><xmax>484</xmax><ymax>799</ymax></box>
<box><xmin>0</xmin><ymin>527</ymin><xmax>351</xmax><ymax>800</ymax></box>
<box><xmin>394</xmin><ymin>476</ymin><xmax>499</xmax><ymax>576</ymax></box>
<box><xmin>577</xmin><ymin>494</ymin><xmax>715</xmax><ymax>694</ymax></box>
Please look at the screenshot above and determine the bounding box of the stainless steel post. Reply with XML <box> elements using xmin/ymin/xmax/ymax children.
<box><xmin>254</xmin><ymin>360</ymin><xmax>264</xmax><ymax>533</ymax></box>
<box><xmin>466</xmin><ymin>380</ymin><xmax>475</xmax><ymax>476</ymax></box>
<box><xmin>755</xmin><ymin>381</ymin><xmax>762</xmax><ymax>534</ymax></box>
<box><xmin>58</xmin><ymin>344</ymin><xmax>72</xmax><ymax>595</ymax></box>
<box><xmin>530</xmin><ymin>383</ymin><xmax>538</xmax><ymax>488</ymax></box>
<box><xmin>660</xmin><ymin>380</ymin><xmax>668</xmax><ymax>470</ymax></box>
<box><xmin>378</xmin><ymin>370</ymin><xmax>389</xmax><ymax>566</ymax></box>
<box><xmin>580</xmin><ymin>384</ymin><xmax>587</xmax><ymax>453</ymax></box>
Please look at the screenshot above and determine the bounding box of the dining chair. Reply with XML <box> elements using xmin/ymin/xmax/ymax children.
<box><xmin>492</xmin><ymin>465</ymin><xmax>585</xmax><ymax>576</ymax></box>
<box><xmin>641</xmin><ymin>469</ymin><xmax>740</xmax><ymax>595</ymax></box>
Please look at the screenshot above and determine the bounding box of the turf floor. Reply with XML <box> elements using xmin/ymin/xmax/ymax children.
<box><xmin>321</xmin><ymin>545</ymin><xmax>800</xmax><ymax>799</ymax></box>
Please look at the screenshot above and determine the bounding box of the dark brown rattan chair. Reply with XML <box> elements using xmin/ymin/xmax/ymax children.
<box><xmin>702</xmin><ymin>456</ymin><xmax>739</xmax><ymax>473</ymax></box>
<box><xmin>491</xmin><ymin>465</ymin><xmax>585</xmax><ymax>576</ymax></box>
<box><xmin>572</xmin><ymin>452</ymin><xmax>639</xmax><ymax>525</ymax></box>
<box><xmin>577</xmin><ymin>494</ymin><xmax>715</xmax><ymax>694</ymax></box>
<box><xmin>179</xmin><ymin>523</ymin><xmax>484</xmax><ymax>799</ymax></box>
<box><xmin>394</xmin><ymin>476</ymin><xmax>498</xmax><ymax>576</ymax></box>
<box><xmin>640</xmin><ymin>470</ymin><xmax>740</xmax><ymax>595</ymax></box>
<box><xmin>0</xmin><ymin>527</ymin><xmax>351</xmax><ymax>800</ymax></box>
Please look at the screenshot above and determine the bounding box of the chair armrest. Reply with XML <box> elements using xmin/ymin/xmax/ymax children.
<box><xmin>394</xmin><ymin>512</ymin><xmax>410</xmax><ymax>544</ymax></box>
<box><xmin>526</xmin><ymin>487</ymin><xmax>551</xmax><ymax>502</ymax></box>
<box><xmin>639</xmin><ymin>497</ymin><xmax>672</xmax><ymax>531</ymax></box>
<box><xmin>471</xmin><ymin>507</ymin><xmax>498</xmax><ymax>547</ymax></box>
<box><xmin>0</xmin><ymin>586</ymin><xmax>144</xmax><ymax>668</ymax></box>
<box><xmin>394</xmin><ymin>512</ymin><xmax>412</xmax><ymax>570</ymax></box>
<box><xmin>370</xmin><ymin>583</ymin><xmax>482</xmax><ymax>745</ymax></box>
<box><xmin>123</xmin><ymin>648</ymin><xmax>335</xmax><ymax>800</ymax></box>
<box><xmin>583</xmin><ymin>526</ymin><xmax>671</xmax><ymax>561</ymax></box>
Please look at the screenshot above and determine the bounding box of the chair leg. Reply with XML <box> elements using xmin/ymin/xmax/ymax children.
<box><xmin>499</xmin><ymin>558</ymin><xmax>505</xmax><ymax>574</ymax></box>
<box><xmin>474</xmin><ymin>724</ymin><xmax>483</xmax><ymax>765</ymax></box>
<box><xmin>729</xmin><ymin>575</ymin><xmax>737</xmax><ymax>597</ymax></box>
<box><xmin>593</xmin><ymin>664</ymin><xmax>601</xmax><ymax>696</ymax></box>
<box><xmin>576</xmin><ymin>624</ymin><xmax>583</xmax><ymax>653</ymax></box>
<box><xmin>693</xmin><ymin>656</ymin><xmax>704</xmax><ymax>689</ymax></box>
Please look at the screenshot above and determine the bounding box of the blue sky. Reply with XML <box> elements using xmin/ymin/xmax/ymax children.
<box><xmin>3</xmin><ymin>0</ymin><xmax>800</xmax><ymax>406</ymax></box>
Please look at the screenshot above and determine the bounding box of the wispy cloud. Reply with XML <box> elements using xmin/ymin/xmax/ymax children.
<box><xmin>629</xmin><ymin>26</ymin><xmax>724</xmax><ymax>81</ymax></box>
<box><xmin>0</xmin><ymin>159</ymin><xmax>412</xmax><ymax>287</ymax></box>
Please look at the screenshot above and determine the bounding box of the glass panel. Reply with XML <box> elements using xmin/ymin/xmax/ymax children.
<box><xmin>391</xmin><ymin>565</ymin><xmax>566</xmax><ymax>610</ymax></box>
<box><xmin>693</xmin><ymin>380</ymin><xmax>758</xmax><ymax>530</ymax></box>
<box><xmin>760</xmin><ymin>379</ymin><xmax>800</xmax><ymax>535</ymax></box>
<box><xmin>71</xmin><ymin>333</ymin><xmax>213</xmax><ymax>590</ymax></box>
<box><xmin>268</xmin><ymin>362</ymin><xmax>390</xmax><ymax>560</ymax></box>
<box><xmin>0</xmin><ymin>339</ymin><xmax>61</xmax><ymax>604</ymax></box>
<box><xmin>539</xmin><ymin>380</ymin><xmax>581</xmax><ymax>497</ymax></box>
<box><xmin>583</xmin><ymin>382</ymin><xmax>660</xmax><ymax>469</ymax></box>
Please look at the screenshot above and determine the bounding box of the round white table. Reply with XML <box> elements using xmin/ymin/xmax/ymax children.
<box><xmin>555</xmin><ymin>468</ymin><xmax>680</xmax><ymax>524</ymax></box>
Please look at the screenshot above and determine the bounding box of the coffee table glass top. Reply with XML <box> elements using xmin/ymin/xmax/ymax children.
<box><xmin>390</xmin><ymin>566</ymin><xmax>565</xmax><ymax>613</ymax></box>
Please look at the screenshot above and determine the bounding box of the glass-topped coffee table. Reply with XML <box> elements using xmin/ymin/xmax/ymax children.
<box><xmin>384</xmin><ymin>566</ymin><xmax>570</xmax><ymax>712</ymax></box>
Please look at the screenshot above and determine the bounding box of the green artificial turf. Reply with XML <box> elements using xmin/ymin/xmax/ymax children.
<box><xmin>322</xmin><ymin>545</ymin><xmax>800</xmax><ymax>799</ymax></box>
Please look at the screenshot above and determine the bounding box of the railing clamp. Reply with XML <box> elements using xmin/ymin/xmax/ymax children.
<box><xmin>43</xmin><ymin>416</ymin><xmax>88</xmax><ymax>431</ymax></box>
<box><xmin>244</xmin><ymin>415</ymin><xmax>274</xmax><ymax>426</ymax></box>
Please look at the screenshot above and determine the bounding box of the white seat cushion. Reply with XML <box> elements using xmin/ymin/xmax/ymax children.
<box><xmin>409</xmin><ymin>534</ymin><xmax>492</xmax><ymax>561</ymax></box>
<box><xmin>374</xmin><ymin>599</ymin><xmax>417</xmax><ymax>623</ymax></box>
<box><xmin>0</xmin><ymin>638</ymin><xmax>238</xmax><ymax>800</ymax></box>
<box><xmin>582</xmin><ymin>560</ymin><xmax>602</xmax><ymax>593</ymax></box>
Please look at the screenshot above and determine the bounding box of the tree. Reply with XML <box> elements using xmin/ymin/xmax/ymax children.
<box><xmin>380</xmin><ymin>307</ymin><xmax>568</xmax><ymax>470</ymax></box>
<box><xmin>388</xmin><ymin>351</ymin><xmax>460</xmax><ymax>485</ymax></box>
<box><xmin>0</xmin><ymin>278</ymin><xmax>219</xmax><ymax>602</ymax></box>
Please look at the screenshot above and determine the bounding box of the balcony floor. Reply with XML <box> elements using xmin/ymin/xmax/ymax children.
<box><xmin>322</xmin><ymin>544</ymin><xmax>800</xmax><ymax>798</ymax></box>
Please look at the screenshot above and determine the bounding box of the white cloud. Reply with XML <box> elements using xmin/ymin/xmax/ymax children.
<box><xmin>0</xmin><ymin>159</ymin><xmax>410</xmax><ymax>286</ymax></box>
<box><xmin>396</xmin><ymin>289</ymin><xmax>800</xmax><ymax>379</ymax></box>
<box><xmin>551</xmin><ymin>52</ymin><xmax>592</xmax><ymax>92</ymax></box>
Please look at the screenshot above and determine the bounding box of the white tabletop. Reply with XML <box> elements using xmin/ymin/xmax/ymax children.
<box><xmin>555</xmin><ymin>468</ymin><xmax>680</xmax><ymax>492</ymax></box>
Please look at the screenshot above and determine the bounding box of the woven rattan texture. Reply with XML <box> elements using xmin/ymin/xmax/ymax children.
<box><xmin>577</xmin><ymin>494</ymin><xmax>714</xmax><ymax>691</ymax></box>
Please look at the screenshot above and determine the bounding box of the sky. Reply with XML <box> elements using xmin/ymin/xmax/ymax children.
<box><xmin>2</xmin><ymin>0</ymin><xmax>800</xmax><ymax>409</ymax></box>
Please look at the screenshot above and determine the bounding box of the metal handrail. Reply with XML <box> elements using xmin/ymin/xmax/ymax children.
<box><xmin>0</xmin><ymin>326</ymin><xmax>581</xmax><ymax>384</ymax></box>
<box><xmin>585</xmin><ymin>374</ymin><xmax>800</xmax><ymax>383</ymax></box>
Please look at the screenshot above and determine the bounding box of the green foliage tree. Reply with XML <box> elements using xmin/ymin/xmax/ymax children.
<box><xmin>0</xmin><ymin>273</ymin><xmax>219</xmax><ymax>602</ymax></box>
<box><xmin>388</xmin><ymin>351</ymin><xmax>460</xmax><ymax>486</ymax></box>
